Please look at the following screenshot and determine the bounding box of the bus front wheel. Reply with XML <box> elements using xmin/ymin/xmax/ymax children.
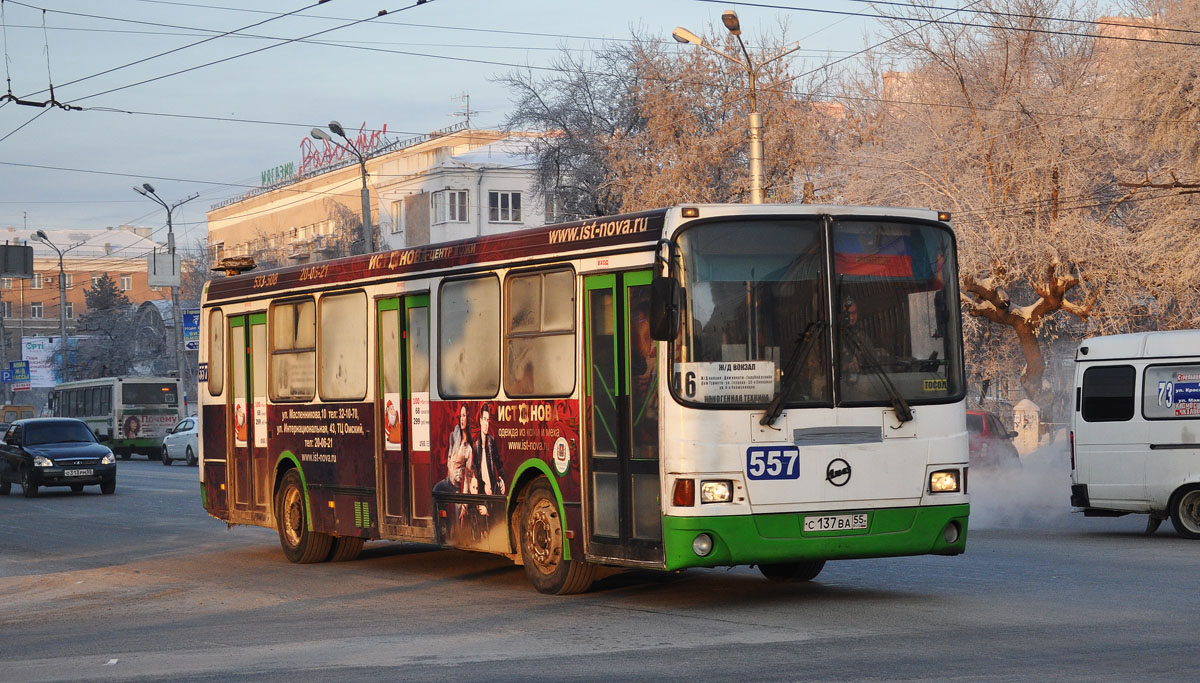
<box><xmin>759</xmin><ymin>560</ymin><xmax>826</xmax><ymax>582</ymax></box>
<box><xmin>275</xmin><ymin>469</ymin><xmax>332</xmax><ymax>563</ymax></box>
<box><xmin>1169</xmin><ymin>486</ymin><xmax>1200</xmax><ymax>539</ymax></box>
<box><xmin>519</xmin><ymin>478</ymin><xmax>594</xmax><ymax>595</ymax></box>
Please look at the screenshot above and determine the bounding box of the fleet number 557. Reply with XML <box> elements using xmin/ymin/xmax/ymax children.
<box><xmin>746</xmin><ymin>446</ymin><xmax>800</xmax><ymax>480</ymax></box>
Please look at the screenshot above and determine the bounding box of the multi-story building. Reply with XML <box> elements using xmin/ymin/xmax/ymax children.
<box><xmin>206</xmin><ymin>124</ymin><xmax>546</xmax><ymax>263</ymax></box>
<box><xmin>0</xmin><ymin>225</ymin><xmax>173</xmax><ymax>382</ymax></box>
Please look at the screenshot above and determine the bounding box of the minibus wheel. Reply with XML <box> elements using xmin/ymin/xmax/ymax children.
<box><xmin>1169</xmin><ymin>486</ymin><xmax>1200</xmax><ymax>539</ymax></box>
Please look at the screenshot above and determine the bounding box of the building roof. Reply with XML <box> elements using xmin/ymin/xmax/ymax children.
<box><xmin>437</xmin><ymin>137</ymin><xmax>536</xmax><ymax>170</ymax></box>
<box><xmin>0</xmin><ymin>225</ymin><xmax>165</xmax><ymax>262</ymax></box>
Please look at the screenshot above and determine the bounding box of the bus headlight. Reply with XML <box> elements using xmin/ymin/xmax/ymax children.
<box><xmin>929</xmin><ymin>469</ymin><xmax>960</xmax><ymax>493</ymax></box>
<box><xmin>692</xmin><ymin>533</ymin><xmax>714</xmax><ymax>557</ymax></box>
<box><xmin>700</xmin><ymin>480</ymin><xmax>732</xmax><ymax>503</ymax></box>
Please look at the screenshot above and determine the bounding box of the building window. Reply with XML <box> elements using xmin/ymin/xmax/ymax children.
<box><xmin>391</xmin><ymin>199</ymin><xmax>403</xmax><ymax>234</ymax></box>
<box><xmin>120</xmin><ymin>274</ymin><xmax>132</xmax><ymax>291</ymax></box>
<box><xmin>1</xmin><ymin>278</ymin><xmax>10</xmax><ymax>289</ymax></box>
<box><xmin>64</xmin><ymin>273</ymin><xmax>73</xmax><ymax>289</ymax></box>
<box><xmin>30</xmin><ymin>302</ymin><xmax>42</xmax><ymax>318</ymax></box>
<box><xmin>31</xmin><ymin>273</ymin><xmax>42</xmax><ymax>290</ymax></box>
<box><xmin>91</xmin><ymin>275</ymin><xmax>101</xmax><ymax>288</ymax></box>
<box><xmin>489</xmin><ymin>191</ymin><xmax>522</xmax><ymax>223</ymax></box>
<box><xmin>1</xmin><ymin>301</ymin><xmax>10</xmax><ymax>317</ymax></box>
<box><xmin>65</xmin><ymin>302</ymin><xmax>74</xmax><ymax>319</ymax></box>
<box><xmin>432</xmin><ymin>189</ymin><xmax>469</xmax><ymax>224</ymax></box>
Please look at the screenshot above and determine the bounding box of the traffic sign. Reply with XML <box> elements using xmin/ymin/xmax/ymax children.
<box><xmin>9</xmin><ymin>360</ymin><xmax>30</xmax><ymax>382</ymax></box>
<box><xmin>184</xmin><ymin>309</ymin><xmax>200</xmax><ymax>351</ymax></box>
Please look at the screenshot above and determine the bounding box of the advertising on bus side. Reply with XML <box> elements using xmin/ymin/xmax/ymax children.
<box><xmin>430</xmin><ymin>399</ymin><xmax>580</xmax><ymax>550</ymax></box>
<box><xmin>118</xmin><ymin>413</ymin><xmax>179</xmax><ymax>441</ymax></box>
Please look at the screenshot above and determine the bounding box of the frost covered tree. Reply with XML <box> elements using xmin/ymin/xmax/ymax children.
<box><xmin>75</xmin><ymin>273</ymin><xmax>136</xmax><ymax>378</ymax></box>
<box><xmin>837</xmin><ymin>0</ymin><xmax>1165</xmax><ymax>412</ymax></box>
<box><xmin>499</xmin><ymin>26</ymin><xmax>837</xmax><ymax>217</ymax></box>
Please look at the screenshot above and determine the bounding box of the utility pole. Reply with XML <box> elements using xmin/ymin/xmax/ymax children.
<box><xmin>673</xmin><ymin>12</ymin><xmax>804</xmax><ymax>204</ymax></box>
<box><xmin>311</xmin><ymin>121</ymin><xmax>374</xmax><ymax>253</ymax></box>
<box><xmin>134</xmin><ymin>184</ymin><xmax>198</xmax><ymax>383</ymax></box>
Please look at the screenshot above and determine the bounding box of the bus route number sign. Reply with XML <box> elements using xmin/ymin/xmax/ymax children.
<box><xmin>746</xmin><ymin>446</ymin><xmax>800</xmax><ymax>480</ymax></box>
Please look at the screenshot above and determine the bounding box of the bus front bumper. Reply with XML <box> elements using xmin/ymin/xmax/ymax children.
<box><xmin>661</xmin><ymin>504</ymin><xmax>969</xmax><ymax>570</ymax></box>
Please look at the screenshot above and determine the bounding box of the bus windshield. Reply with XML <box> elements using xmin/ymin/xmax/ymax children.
<box><xmin>671</xmin><ymin>216</ymin><xmax>962</xmax><ymax>408</ymax></box>
<box><xmin>123</xmin><ymin>383</ymin><xmax>178</xmax><ymax>406</ymax></box>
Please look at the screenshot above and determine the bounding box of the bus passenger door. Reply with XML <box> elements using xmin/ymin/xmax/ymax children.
<box><xmin>376</xmin><ymin>295</ymin><xmax>433</xmax><ymax>534</ymax></box>
<box><xmin>228</xmin><ymin>313</ymin><xmax>269</xmax><ymax>517</ymax></box>
<box><xmin>584</xmin><ymin>271</ymin><xmax>664</xmax><ymax>564</ymax></box>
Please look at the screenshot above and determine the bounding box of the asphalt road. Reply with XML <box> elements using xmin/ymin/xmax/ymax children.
<box><xmin>1</xmin><ymin>452</ymin><xmax>1198</xmax><ymax>682</ymax></box>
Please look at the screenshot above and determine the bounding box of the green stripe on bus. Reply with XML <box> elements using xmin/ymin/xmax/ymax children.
<box><xmin>660</xmin><ymin>504</ymin><xmax>969</xmax><ymax>570</ymax></box>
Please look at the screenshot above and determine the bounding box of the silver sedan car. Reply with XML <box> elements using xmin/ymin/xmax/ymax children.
<box><xmin>160</xmin><ymin>416</ymin><xmax>198</xmax><ymax>467</ymax></box>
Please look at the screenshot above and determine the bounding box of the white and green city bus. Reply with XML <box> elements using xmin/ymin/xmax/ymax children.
<box><xmin>199</xmin><ymin>203</ymin><xmax>969</xmax><ymax>593</ymax></box>
<box><xmin>50</xmin><ymin>376</ymin><xmax>184</xmax><ymax>459</ymax></box>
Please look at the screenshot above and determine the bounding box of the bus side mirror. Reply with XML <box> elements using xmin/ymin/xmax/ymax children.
<box><xmin>649</xmin><ymin>275</ymin><xmax>678</xmax><ymax>341</ymax></box>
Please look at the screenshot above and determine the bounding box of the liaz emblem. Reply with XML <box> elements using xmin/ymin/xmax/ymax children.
<box><xmin>825</xmin><ymin>458</ymin><xmax>851</xmax><ymax>487</ymax></box>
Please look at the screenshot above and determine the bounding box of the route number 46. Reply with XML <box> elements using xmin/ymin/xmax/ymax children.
<box><xmin>746</xmin><ymin>446</ymin><xmax>800</xmax><ymax>480</ymax></box>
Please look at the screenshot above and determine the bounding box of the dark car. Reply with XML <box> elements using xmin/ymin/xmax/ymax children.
<box><xmin>966</xmin><ymin>409</ymin><xmax>1021</xmax><ymax>468</ymax></box>
<box><xmin>0</xmin><ymin>418</ymin><xmax>117</xmax><ymax>498</ymax></box>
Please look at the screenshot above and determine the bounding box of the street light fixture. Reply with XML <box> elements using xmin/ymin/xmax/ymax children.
<box><xmin>311</xmin><ymin>120</ymin><xmax>374</xmax><ymax>253</ymax></box>
<box><xmin>133</xmin><ymin>184</ymin><xmax>198</xmax><ymax>385</ymax></box>
<box><xmin>673</xmin><ymin>10</ymin><xmax>803</xmax><ymax>204</ymax></box>
<box><xmin>30</xmin><ymin>230</ymin><xmax>84</xmax><ymax>383</ymax></box>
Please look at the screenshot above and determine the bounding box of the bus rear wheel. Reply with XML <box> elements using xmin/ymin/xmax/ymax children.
<box><xmin>327</xmin><ymin>536</ymin><xmax>364</xmax><ymax>562</ymax></box>
<box><xmin>275</xmin><ymin>469</ymin><xmax>332</xmax><ymax>563</ymax></box>
<box><xmin>759</xmin><ymin>560</ymin><xmax>826</xmax><ymax>582</ymax></box>
<box><xmin>1169</xmin><ymin>486</ymin><xmax>1200</xmax><ymax>539</ymax></box>
<box><xmin>519</xmin><ymin>478</ymin><xmax>594</xmax><ymax>595</ymax></box>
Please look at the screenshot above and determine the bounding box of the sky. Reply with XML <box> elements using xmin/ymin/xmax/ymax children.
<box><xmin>0</xmin><ymin>0</ymin><xmax>885</xmax><ymax>254</ymax></box>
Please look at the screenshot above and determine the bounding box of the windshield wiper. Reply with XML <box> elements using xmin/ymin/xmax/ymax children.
<box><xmin>842</xmin><ymin>326</ymin><xmax>913</xmax><ymax>424</ymax></box>
<box><xmin>760</xmin><ymin>321</ymin><xmax>825</xmax><ymax>427</ymax></box>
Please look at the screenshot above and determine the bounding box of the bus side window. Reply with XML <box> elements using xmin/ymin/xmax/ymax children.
<box><xmin>505</xmin><ymin>268</ymin><xmax>575</xmax><ymax>397</ymax></box>
<box><xmin>318</xmin><ymin>291</ymin><xmax>367</xmax><ymax>401</ymax></box>
<box><xmin>270</xmin><ymin>299</ymin><xmax>316</xmax><ymax>401</ymax></box>
<box><xmin>439</xmin><ymin>276</ymin><xmax>500</xmax><ymax>398</ymax></box>
<box><xmin>209</xmin><ymin>309</ymin><xmax>225</xmax><ymax>396</ymax></box>
<box><xmin>1081</xmin><ymin>365</ymin><xmax>1135</xmax><ymax>422</ymax></box>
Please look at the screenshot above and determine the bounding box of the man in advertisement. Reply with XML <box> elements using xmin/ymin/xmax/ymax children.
<box><xmin>471</xmin><ymin>403</ymin><xmax>505</xmax><ymax>497</ymax></box>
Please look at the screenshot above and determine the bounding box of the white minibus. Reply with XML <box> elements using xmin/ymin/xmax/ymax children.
<box><xmin>1070</xmin><ymin>330</ymin><xmax>1200</xmax><ymax>538</ymax></box>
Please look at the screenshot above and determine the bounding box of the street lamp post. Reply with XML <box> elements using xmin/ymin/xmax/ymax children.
<box><xmin>133</xmin><ymin>184</ymin><xmax>198</xmax><ymax>384</ymax></box>
<box><xmin>30</xmin><ymin>230</ymin><xmax>84</xmax><ymax>383</ymax></box>
<box><xmin>673</xmin><ymin>11</ymin><xmax>803</xmax><ymax>204</ymax></box>
<box><xmin>311</xmin><ymin>120</ymin><xmax>374</xmax><ymax>253</ymax></box>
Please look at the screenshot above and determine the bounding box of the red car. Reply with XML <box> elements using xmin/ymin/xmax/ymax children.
<box><xmin>966</xmin><ymin>410</ymin><xmax>1021</xmax><ymax>468</ymax></box>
